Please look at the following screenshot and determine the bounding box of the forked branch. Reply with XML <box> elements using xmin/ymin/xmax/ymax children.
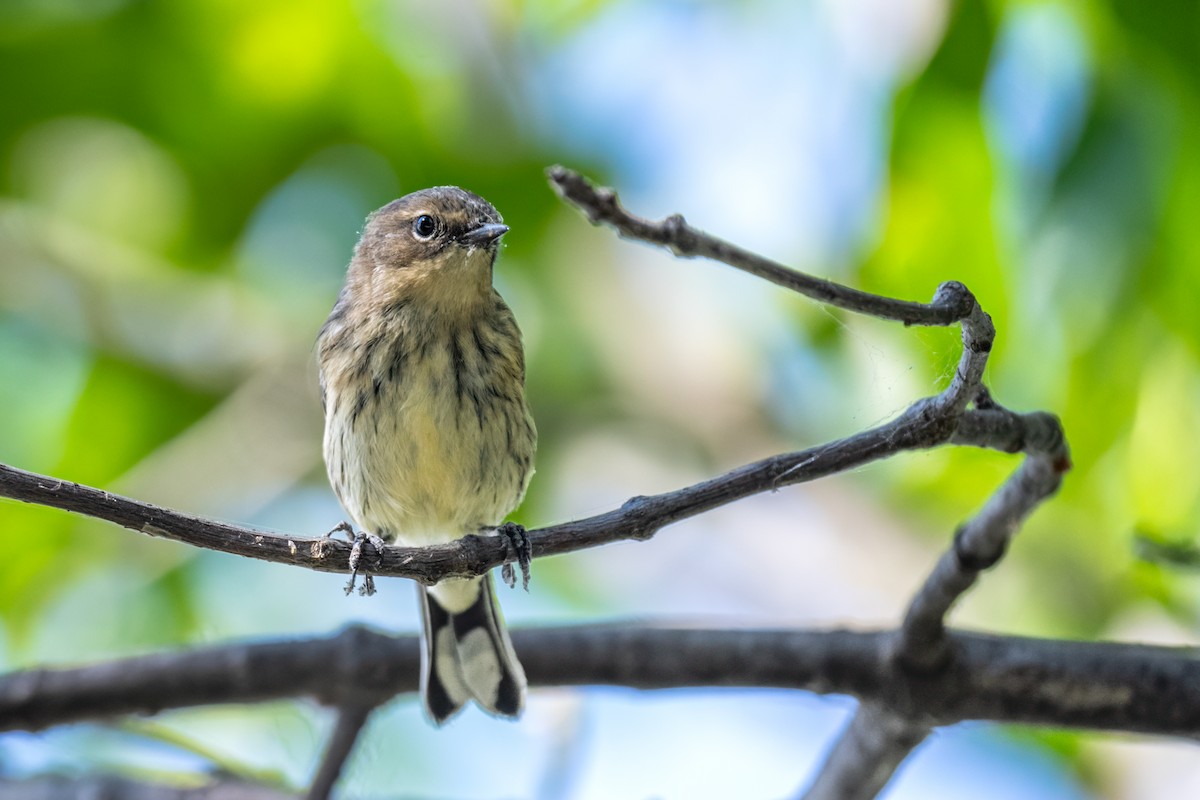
<box><xmin>544</xmin><ymin>167</ymin><xmax>1072</xmax><ymax>799</ymax></box>
<box><xmin>0</xmin><ymin>168</ymin><xmax>1089</xmax><ymax>800</ymax></box>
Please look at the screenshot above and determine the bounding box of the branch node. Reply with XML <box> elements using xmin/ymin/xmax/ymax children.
<box><xmin>898</xmin><ymin>397</ymin><xmax>958</xmax><ymax>446</ymax></box>
<box><xmin>970</xmin><ymin>386</ymin><xmax>990</xmax><ymax>408</ymax></box>
<box><xmin>663</xmin><ymin>213</ymin><xmax>690</xmax><ymax>255</ymax></box>
<box><xmin>619</xmin><ymin>495</ymin><xmax>659</xmax><ymax>540</ymax></box>
<box><xmin>1023</xmin><ymin>412</ymin><xmax>1067</xmax><ymax>457</ymax></box>
<box><xmin>621</xmin><ymin>494</ymin><xmax>648</xmax><ymax>511</ymax></box>
<box><xmin>593</xmin><ymin>187</ymin><xmax>618</xmax><ymax>217</ymax></box>
<box><xmin>931</xmin><ymin>280</ymin><xmax>975</xmax><ymax>320</ymax></box>
<box><xmin>891</xmin><ymin>633</ymin><xmax>953</xmax><ymax>676</ymax></box>
<box><xmin>952</xmin><ymin>523</ymin><xmax>1005</xmax><ymax>572</ymax></box>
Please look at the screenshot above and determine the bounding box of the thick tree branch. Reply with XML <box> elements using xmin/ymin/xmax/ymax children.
<box><xmin>2</xmin><ymin>624</ymin><xmax>1199</xmax><ymax>736</ymax></box>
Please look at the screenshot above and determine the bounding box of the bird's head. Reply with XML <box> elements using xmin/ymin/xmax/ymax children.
<box><xmin>349</xmin><ymin>186</ymin><xmax>509</xmax><ymax>314</ymax></box>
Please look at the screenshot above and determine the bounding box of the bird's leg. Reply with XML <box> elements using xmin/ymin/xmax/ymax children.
<box><xmin>343</xmin><ymin>528</ymin><xmax>387</xmax><ymax>597</ymax></box>
<box><xmin>495</xmin><ymin>521</ymin><xmax>532</xmax><ymax>591</ymax></box>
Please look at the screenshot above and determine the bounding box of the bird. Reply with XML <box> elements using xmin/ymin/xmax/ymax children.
<box><xmin>317</xmin><ymin>186</ymin><xmax>536</xmax><ymax>723</ymax></box>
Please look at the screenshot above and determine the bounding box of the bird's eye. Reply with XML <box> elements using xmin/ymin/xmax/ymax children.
<box><xmin>412</xmin><ymin>214</ymin><xmax>437</xmax><ymax>240</ymax></box>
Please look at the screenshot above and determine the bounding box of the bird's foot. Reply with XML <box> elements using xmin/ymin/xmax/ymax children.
<box><xmin>495</xmin><ymin>522</ymin><xmax>532</xmax><ymax>591</ymax></box>
<box><xmin>342</xmin><ymin>528</ymin><xmax>386</xmax><ymax>597</ymax></box>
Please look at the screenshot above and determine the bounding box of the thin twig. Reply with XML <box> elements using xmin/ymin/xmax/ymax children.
<box><xmin>306</xmin><ymin>704</ymin><xmax>375</xmax><ymax>800</ymax></box>
<box><xmin>799</xmin><ymin>704</ymin><xmax>930</xmax><ymax>800</ymax></box>
<box><xmin>898</xmin><ymin>451</ymin><xmax>1068</xmax><ymax>670</ymax></box>
<box><xmin>806</xmin><ymin>397</ymin><xmax>1067</xmax><ymax>798</ymax></box>
<box><xmin>807</xmin><ymin>440</ymin><xmax>1068</xmax><ymax>798</ymax></box>
<box><xmin>546</xmin><ymin>165</ymin><xmax>976</xmax><ymax>326</ymax></box>
<box><xmin>0</xmin><ymin>388</ymin><xmax>1026</xmax><ymax>587</ymax></box>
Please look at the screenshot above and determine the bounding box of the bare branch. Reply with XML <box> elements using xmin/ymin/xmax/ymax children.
<box><xmin>899</xmin><ymin>451</ymin><xmax>1068</xmax><ymax>670</ymax></box>
<box><xmin>0</xmin><ymin>166</ymin><xmax>1095</xmax><ymax>800</ymax></box>
<box><xmin>0</xmin><ymin>775</ymin><xmax>295</xmax><ymax>799</ymax></box>
<box><xmin>546</xmin><ymin>165</ymin><xmax>975</xmax><ymax>326</ymax></box>
<box><xmin>0</xmin><ymin>390</ymin><xmax>1004</xmax><ymax>587</ymax></box>
<box><xmin>3</xmin><ymin>624</ymin><xmax>1199</xmax><ymax>737</ymax></box>
<box><xmin>306</xmin><ymin>704</ymin><xmax>375</xmax><ymax>800</ymax></box>
<box><xmin>951</xmin><ymin>407</ymin><xmax>1066</xmax><ymax>456</ymax></box>
<box><xmin>0</xmin><ymin>172</ymin><xmax>1023</xmax><ymax>605</ymax></box>
<box><xmin>807</xmin><ymin>399</ymin><xmax>1069</xmax><ymax>797</ymax></box>
<box><xmin>544</xmin><ymin>166</ymin><xmax>1080</xmax><ymax>798</ymax></box>
<box><xmin>799</xmin><ymin>704</ymin><xmax>929</xmax><ymax>800</ymax></box>
<box><xmin>804</xmin><ymin>410</ymin><xmax>1066</xmax><ymax>797</ymax></box>
<box><xmin>0</xmin><ymin>625</ymin><xmax>414</xmax><ymax>731</ymax></box>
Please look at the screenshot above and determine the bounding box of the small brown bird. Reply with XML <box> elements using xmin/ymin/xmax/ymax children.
<box><xmin>317</xmin><ymin>187</ymin><xmax>536</xmax><ymax>723</ymax></box>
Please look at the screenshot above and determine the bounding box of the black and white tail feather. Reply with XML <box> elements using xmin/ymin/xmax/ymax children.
<box><xmin>419</xmin><ymin>573</ymin><xmax>526</xmax><ymax>723</ymax></box>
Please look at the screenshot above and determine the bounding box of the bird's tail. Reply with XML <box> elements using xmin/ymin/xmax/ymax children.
<box><xmin>418</xmin><ymin>573</ymin><xmax>526</xmax><ymax>724</ymax></box>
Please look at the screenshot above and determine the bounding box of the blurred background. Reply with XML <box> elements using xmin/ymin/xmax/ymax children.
<box><xmin>1</xmin><ymin>0</ymin><xmax>1198</xmax><ymax>797</ymax></box>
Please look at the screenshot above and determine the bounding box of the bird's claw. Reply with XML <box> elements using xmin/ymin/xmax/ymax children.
<box><xmin>495</xmin><ymin>522</ymin><xmax>532</xmax><ymax>591</ymax></box>
<box><xmin>325</xmin><ymin>520</ymin><xmax>355</xmax><ymax>540</ymax></box>
<box><xmin>342</xmin><ymin>528</ymin><xmax>386</xmax><ymax>597</ymax></box>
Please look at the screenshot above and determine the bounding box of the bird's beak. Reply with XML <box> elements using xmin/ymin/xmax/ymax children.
<box><xmin>460</xmin><ymin>223</ymin><xmax>509</xmax><ymax>247</ymax></box>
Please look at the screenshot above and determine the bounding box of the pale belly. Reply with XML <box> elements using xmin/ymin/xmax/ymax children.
<box><xmin>323</xmin><ymin>343</ymin><xmax>535</xmax><ymax>547</ymax></box>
